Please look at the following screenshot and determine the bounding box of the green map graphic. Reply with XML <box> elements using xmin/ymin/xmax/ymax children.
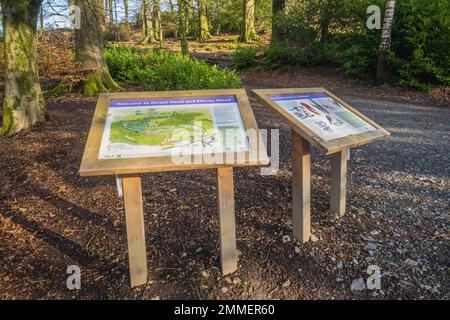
<box><xmin>109</xmin><ymin>108</ymin><xmax>214</xmax><ymax>148</ymax></box>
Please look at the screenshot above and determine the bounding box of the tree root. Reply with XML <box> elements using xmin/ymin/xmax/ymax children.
<box><xmin>44</xmin><ymin>79</ymin><xmax>73</xmax><ymax>99</ymax></box>
<box><xmin>83</xmin><ymin>68</ymin><xmax>121</xmax><ymax>97</ymax></box>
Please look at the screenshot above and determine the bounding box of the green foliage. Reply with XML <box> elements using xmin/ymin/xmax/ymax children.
<box><xmin>269</xmin><ymin>0</ymin><xmax>350</xmax><ymax>67</ymax></box>
<box><xmin>390</xmin><ymin>0</ymin><xmax>450</xmax><ymax>89</ymax></box>
<box><xmin>44</xmin><ymin>78</ymin><xmax>72</xmax><ymax>99</ymax></box>
<box><xmin>105</xmin><ymin>46</ymin><xmax>242</xmax><ymax>90</ymax></box>
<box><xmin>272</xmin><ymin>0</ymin><xmax>450</xmax><ymax>90</ymax></box>
<box><xmin>208</xmin><ymin>0</ymin><xmax>272</xmax><ymax>35</ymax></box>
<box><xmin>331</xmin><ymin>0</ymin><xmax>384</xmax><ymax>79</ymax></box>
<box><xmin>232</xmin><ymin>46</ymin><xmax>259</xmax><ymax>69</ymax></box>
<box><xmin>264</xmin><ymin>42</ymin><xmax>330</xmax><ymax>68</ymax></box>
<box><xmin>264</xmin><ymin>42</ymin><xmax>297</xmax><ymax>68</ymax></box>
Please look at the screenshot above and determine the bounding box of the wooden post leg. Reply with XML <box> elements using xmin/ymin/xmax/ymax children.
<box><xmin>122</xmin><ymin>175</ymin><xmax>148</xmax><ymax>287</ymax></box>
<box><xmin>292</xmin><ymin>130</ymin><xmax>311</xmax><ymax>243</ymax></box>
<box><xmin>330</xmin><ymin>149</ymin><xmax>348</xmax><ymax>217</ymax></box>
<box><xmin>217</xmin><ymin>167</ymin><xmax>237</xmax><ymax>276</ymax></box>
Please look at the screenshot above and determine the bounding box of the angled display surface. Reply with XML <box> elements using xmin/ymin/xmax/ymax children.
<box><xmin>253</xmin><ymin>88</ymin><xmax>390</xmax><ymax>155</ymax></box>
<box><xmin>80</xmin><ymin>89</ymin><xmax>269</xmax><ymax>176</ymax></box>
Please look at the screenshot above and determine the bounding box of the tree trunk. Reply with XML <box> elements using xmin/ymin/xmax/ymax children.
<box><xmin>197</xmin><ymin>0</ymin><xmax>210</xmax><ymax>42</ymax></box>
<box><xmin>178</xmin><ymin>0</ymin><xmax>189</xmax><ymax>56</ymax></box>
<box><xmin>1</xmin><ymin>0</ymin><xmax>47</xmax><ymax>136</ymax></box>
<box><xmin>168</xmin><ymin>0</ymin><xmax>174</xmax><ymax>13</ymax></box>
<box><xmin>153</xmin><ymin>0</ymin><xmax>163</xmax><ymax>46</ymax></box>
<box><xmin>271</xmin><ymin>0</ymin><xmax>285</xmax><ymax>42</ymax></box>
<box><xmin>319</xmin><ymin>1</ymin><xmax>331</xmax><ymax>44</ymax></box>
<box><xmin>109</xmin><ymin>0</ymin><xmax>113</xmax><ymax>27</ymax></box>
<box><xmin>377</xmin><ymin>0</ymin><xmax>396</xmax><ymax>83</ymax></box>
<box><xmin>114</xmin><ymin>0</ymin><xmax>118</xmax><ymax>27</ymax></box>
<box><xmin>186</xmin><ymin>0</ymin><xmax>194</xmax><ymax>34</ymax></box>
<box><xmin>74</xmin><ymin>0</ymin><xmax>120</xmax><ymax>97</ymax></box>
<box><xmin>240</xmin><ymin>0</ymin><xmax>257</xmax><ymax>42</ymax></box>
<box><xmin>39</xmin><ymin>4</ymin><xmax>44</xmax><ymax>33</ymax></box>
<box><xmin>104</xmin><ymin>0</ymin><xmax>108</xmax><ymax>29</ymax></box>
<box><xmin>124</xmin><ymin>0</ymin><xmax>129</xmax><ymax>30</ymax></box>
<box><xmin>142</xmin><ymin>0</ymin><xmax>155</xmax><ymax>43</ymax></box>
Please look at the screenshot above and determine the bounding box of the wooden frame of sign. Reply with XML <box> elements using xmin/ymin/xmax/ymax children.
<box><xmin>253</xmin><ymin>88</ymin><xmax>390</xmax><ymax>243</ymax></box>
<box><xmin>79</xmin><ymin>89</ymin><xmax>269</xmax><ymax>287</ymax></box>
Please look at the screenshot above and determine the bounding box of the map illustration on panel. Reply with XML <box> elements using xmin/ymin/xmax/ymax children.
<box><xmin>99</xmin><ymin>96</ymin><xmax>248</xmax><ymax>159</ymax></box>
<box><xmin>270</xmin><ymin>93</ymin><xmax>375</xmax><ymax>141</ymax></box>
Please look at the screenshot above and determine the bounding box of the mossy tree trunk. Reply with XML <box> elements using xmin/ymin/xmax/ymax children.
<box><xmin>240</xmin><ymin>0</ymin><xmax>257</xmax><ymax>42</ymax></box>
<box><xmin>142</xmin><ymin>0</ymin><xmax>155</xmax><ymax>43</ymax></box>
<box><xmin>153</xmin><ymin>0</ymin><xmax>163</xmax><ymax>46</ymax></box>
<box><xmin>377</xmin><ymin>0</ymin><xmax>396</xmax><ymax>84</ymax></box>
<box><xmin>197</xmin><ymin>0</ymin><xmax>210</xmax><ymax>42</ymax></box>
<box><xmin>1</xmin><ymin>0</ymin><xmax>47</xmax><ymax>136</ymax></box>
<box><xmin>271</xmin><ymin>0</ymin><xmax>285</xmax><ymax>43</ymax></box>
<box><xmin>74</xmin><ymin>0</ymin><xmax>120</xmax><ymax>97</ymax></box>
<box><xmin>178</xmin><ymin>0</ymin><xmax>189</xmax><ymax>56</ymax></box>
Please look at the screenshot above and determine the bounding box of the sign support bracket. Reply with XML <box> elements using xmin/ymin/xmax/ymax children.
<box><xmin>330</xmin><ymin>149</ymin><xmax>349</xmax><ymax>217</ymax></box>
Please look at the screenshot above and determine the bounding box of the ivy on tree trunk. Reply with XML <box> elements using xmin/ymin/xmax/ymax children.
<box><xmin>74</xmin><ymin>0</ymin><xmax>120</xmax><ymax>97</ymax></box>
<box><xmin>1</xmin><ymin>0</ymin><xmax>47</xmax><ymax>136</ymax></box>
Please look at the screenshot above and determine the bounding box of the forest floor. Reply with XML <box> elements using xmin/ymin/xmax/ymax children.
<box><xmin>0</xmin><ymin>36</ymin><xmax>449</xmax><ymax>300</ymax></box>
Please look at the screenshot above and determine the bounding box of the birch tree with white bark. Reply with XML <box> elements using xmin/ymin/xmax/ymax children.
<box><xmin>377</xmin><ymin>0</ymin><xmax>396</xmax><ymax>83</ymax></box>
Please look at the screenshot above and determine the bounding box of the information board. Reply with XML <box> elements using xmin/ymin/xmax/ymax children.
<box><xmin>79</xmin><ymin>89</ymin><xmax>268</xmax><ymax>176</ymax></box>
<box><xmin>253</xmin><ymin>88</ymin><xmax>390</xmax><ymax>155</ymax></box>
<box><xmin>269</xmin><ymin>93</ymin><xmax>376</xmax><ymax>141</ymax></box>
<box><xmin>99</xmin><ymin>96</ymin><xmax>248</xmax><ymax>159</ymax></box>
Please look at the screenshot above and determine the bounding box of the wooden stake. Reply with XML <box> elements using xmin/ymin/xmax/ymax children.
<box><xmin>115</xmin><ymin>175</ymin><xmax>123</xmax><ymax>198</ymax></box>
<box><xmin>217</xmin><ymin>167</ymin><xmax>237</xmax><ymax>275</ymax></box>
<box><xmin>292</xmin><ymin>130</ymin><xmax>311</xmax><ymax>243</ymax></box>
<box><xmin>122</xmin><ymin>175</ymin><xmax>148</xmax><ymax>287</ymax></box>
<box><xmin>330</xmin><ymin>149</ymin><xmax>348</xmax><ymax>217</ymax></box>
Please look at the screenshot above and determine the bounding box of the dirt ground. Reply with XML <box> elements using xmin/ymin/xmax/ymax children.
<box><xmin>0</xmin><ymin>39</ymin><xmax>449</xmax><ymax>300</ymax></box>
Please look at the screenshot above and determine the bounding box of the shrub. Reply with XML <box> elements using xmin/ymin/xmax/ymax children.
<box><xmin>337</xmin><ymin>34</ymin><xmax>380</xmax><ymax>79</ymax></box>
<box><xmin>269</xmin><ymin>0</ymin><xmax>342</xmax><ymax>67</ymax></box>
<box><xmin>263</xmin><ymin>42</ymin><xmax>296</xmax><ymax>68</ymax></box>
<box><xmin>105</xmin><ymin>46</ymin><xmax>242</xmax><ymax>90</ymax></box>
<box><xmin>207</xmin><ymin>0</ymin><xmax>273</xmax><ymax>35</ymax></box>
<box><xmin>232</xmin><ymin>46</ymin><xmax>260</xmax><ymax>69</ymax></box>
<box><xmin>390</xmin><ymin>0</ymin><xmax>450</xmax><ymax>89</ymax></box>
<box><xmin>263</xmin><ymin>42</ymin><xmax>329</xmax><ymax>68</ymax></box>
<box><xmin>271</xmin><ymin>0</ymin><xmax>450</xmax><ymax>90</ymax></box>
<box><xmin>103</xmin><ymin>24</ymin><xmax>132</xmax><ymax>42</ymax></box>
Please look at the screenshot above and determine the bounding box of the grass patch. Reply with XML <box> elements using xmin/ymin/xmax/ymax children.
<box><xmin>105</xmin><ymin>46</ymin><xmax>242</xmax><ymax>90</ymax></box>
